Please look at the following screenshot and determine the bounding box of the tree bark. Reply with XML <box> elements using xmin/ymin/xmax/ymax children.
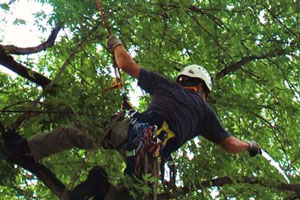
<box><xmin>0</xmin><ymin>46</ymin><xmax>51</xmax><ymax>87</ymax></box>
<box><xmin>20</xmin><ymin>160</ymin><xmax>70</xmax><ymax>198</ymax></box>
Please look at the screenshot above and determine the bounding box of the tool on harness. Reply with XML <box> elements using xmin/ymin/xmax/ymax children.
<box><xmin>124</xmin><ymin>119</ymin><xmax>176</xmax><ymax>200</ymax></box>
<box><xmin>125</xmin><ymin>122</ymin><xmax>160</xmax><ymax>200</ymax></box>
<box><xmin>124</xmin><ymin>119</ymin><xmax>175</xmax><ymax>179</ymax></box>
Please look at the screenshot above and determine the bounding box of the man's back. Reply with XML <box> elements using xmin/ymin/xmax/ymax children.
<box><xmin>137</xmin><ymin>68</ymin><xmax>230</xmax><ymax>158</ymax></box>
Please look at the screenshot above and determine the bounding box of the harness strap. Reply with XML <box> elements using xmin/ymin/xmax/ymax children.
<box><xmin>155</xmin><ymin>121</ymin><xmax>175</xmax><ymax>146</ymax></box>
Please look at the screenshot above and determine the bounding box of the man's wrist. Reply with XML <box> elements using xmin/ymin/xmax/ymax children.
<box><xmin>247</xmin><ymin>141</ymin><xmax>252</xmax><ymax>150</ymax></box>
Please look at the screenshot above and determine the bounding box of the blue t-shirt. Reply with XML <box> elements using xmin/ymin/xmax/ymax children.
<box><xmin>137</xmin><ymin>68</ymin><xmax>230</xmax><ymax>158</ymax></box>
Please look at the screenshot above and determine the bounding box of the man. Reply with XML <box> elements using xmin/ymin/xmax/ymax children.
<box><xmin>2</xmin><ymin>36</ymin><xmax>261</xmax><ymax>199</ymax></box>
<box><xmin>107</xmin><ymin>36</ymin><xmax>261</xmax><ymax>159</ymax></box>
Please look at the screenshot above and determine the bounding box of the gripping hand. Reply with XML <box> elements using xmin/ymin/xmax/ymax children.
<box><xmin>107</xmin><ymin>35</ymin><xmax>123</xmax><ymax>53</ymax></box>
<box><xmin>248</xmin><ymin>141</ymin><xmax>262</xmax><ymax>157</ymax></box>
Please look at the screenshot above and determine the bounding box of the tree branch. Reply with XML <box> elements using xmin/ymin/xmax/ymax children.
<box><xmin>0</xmin><ymin>46</ymin><xmax>51</xmax><ymax>87</ymax></box>
<box><xmin>215</xmin><ymin>48</ymin><xmax>289</xmax><ymax>80</ymax></box>
<box><xmin>159</xmin><ymin>176</ymin><xmax>300</xmax><ymax>198</ymax></box>
<box><xmin>1</xmin><ymin>25</ymin><xmax>61</xmax><ymax>55</ymax></box>
<box><xmin>20</xmin><ymin>160</ymin><xmax>70</xmax><ymax>199</ymax></box>
<box><xmin>198</xmin><ymin>176</ymin><xmax>300</xmax><ymax>193</ymax></box>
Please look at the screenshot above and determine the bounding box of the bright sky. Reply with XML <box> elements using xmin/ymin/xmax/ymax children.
<box><xmin>0</xmin><ymin>0</ymin><xmax>53</xmax><ymax>77</ymax></box>
<box><xmin>1</xmin><ymin>0</ymin><xmax>53</xmax><ymax>46</ymax></box>
<box><xmin>0</xmin><ymin>0</ymin><xmax>142</xmax><ymax>105</ymax></box>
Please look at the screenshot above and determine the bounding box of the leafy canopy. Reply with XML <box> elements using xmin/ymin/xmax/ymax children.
<box><xmin>0</xmin><ymin>0</ymin><xmax>300</xmax><ymax>199</ymax></box>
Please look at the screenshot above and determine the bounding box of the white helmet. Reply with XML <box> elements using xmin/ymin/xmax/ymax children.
<box><xmin>176</xmin><ymin>64</ymin><xmax>212</xmax><ymax>92</ymax></box>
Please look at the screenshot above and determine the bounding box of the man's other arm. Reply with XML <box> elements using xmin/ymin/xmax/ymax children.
<box><xmin>219</xmin><ymin>136</ymin><xmax>249</xmax><ymax>153</ymax></box>
<box><xmin>219</xmin><ymin>136</ymin><xmax>261</xmax><ymax>157</ymax></box>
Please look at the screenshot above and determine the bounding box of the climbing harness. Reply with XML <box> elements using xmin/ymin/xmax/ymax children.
<box><xmin>124</xmin><ymin>117</ymin><xmax>176</xmax><ymax>200</ymax></box>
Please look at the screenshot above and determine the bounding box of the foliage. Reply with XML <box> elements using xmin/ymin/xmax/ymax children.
<box><xmin>1</xmin><ymin>0</ymin><xmax>300</xmax><ymax>199</ymax></box>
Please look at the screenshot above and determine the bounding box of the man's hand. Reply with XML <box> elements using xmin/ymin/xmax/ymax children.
<box><xmin>107</xmin><ymin>35</ymin><xmax>123</xmax><ymax>53</ymax></box>
<box><xmin>247</xmin><ymin>141</ymin><xmax>262</xmax><ymax>157</ymax></box>
<box><xmin>107</xmin><ymin>35</ymin><xmax>141</xmax><ymax>78</ymax></box>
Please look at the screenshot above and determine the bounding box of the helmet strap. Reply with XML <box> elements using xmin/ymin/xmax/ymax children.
<box><xmin>183</xmin><ymin>86</ymin><xmax>199</xmax><ymax>92</ymax></box>
<box><xmin>183</xmin><ymin>86</ymin><xmax>207</xmax><ymax>101</ymax></box>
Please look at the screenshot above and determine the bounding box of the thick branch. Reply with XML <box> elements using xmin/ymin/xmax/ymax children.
<box><xmin>21</xmin><ymin>161</ymin><xmax>70</xmax><ymax>198</ymax></box>
<box><xmin>2</xmin><ymin>25</ymin><xmax>61</xmax><ymax>55</ymax></box>
<box><xmin>215</xmin><ymin>49</ymin><xmax>289</xmax><ymax>80</ymax></box>
<box><xmin>0</xmin><ymin>46</ymin><xmax>51</xmax><ymax>87</ymax></box>
<box><xmin>173</xmin><ymin>176</ymin><xmax>300</xmax><ymax>196</ymax></box>
<box><xmin>202</xmin><ymin>176</ymin><xmax>300</xmax><ymax>192</ymax></box>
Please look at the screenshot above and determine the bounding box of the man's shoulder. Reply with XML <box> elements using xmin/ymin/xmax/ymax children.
<box><xmin>139</xmin><ymin>68</ymin><xmax>164</xmax><ymax>79</ymax></box>
<box><xmin>138</xmin><ymin>68</ymin><xmax>175</xmax><ymax>92</ymax></box>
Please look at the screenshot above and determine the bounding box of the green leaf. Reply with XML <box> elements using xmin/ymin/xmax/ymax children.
<box><xmin>0</xmin><ymin>0</ymin><xmax>300</xmax><ymax>199</ymax></box>
<box><xmin>13</xmin><ymin>18</ymin><xmax>26</xmax><ymax>25</ymax></box>
<box><xmin>0</xmin><ymin>3</ymin><xmax>9</xmax><ymax>11</ymax></box>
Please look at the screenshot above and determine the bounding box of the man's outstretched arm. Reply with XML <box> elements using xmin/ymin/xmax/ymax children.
<box><xmin>219</xmin><ymin>136</ymin><xmax>261</xmax><ymax>157</ymax></box>
<box><xmin>107</xmin><ymin>36</ymin><xmax>141</xmax><ymax>78</ymax></box>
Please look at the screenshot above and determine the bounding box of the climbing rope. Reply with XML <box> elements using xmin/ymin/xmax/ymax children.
<box><xmin>96</xmin><ymin>0</ymin><xmax>112</xmax><ymax>36</ymax></box>
<box><xmin>96</xmin><ymin>1</ymin><xmax>163</xmax><ymax>199</ymax></box>
<box><xmin>125</xmin><ymin>123</ymin><xmax>164</xmax><ymax>200</ymax></box>
<box><xmin>96</xmin><ymin>0</ymin><xmax>129</xmax><ymax>110</ymax></box>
